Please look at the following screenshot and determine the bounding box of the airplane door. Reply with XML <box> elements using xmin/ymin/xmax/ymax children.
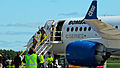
<box><xmin>44</xmin><ymin>20</ymin><xmax>55</xmax><ymax>34</ymax></box>
<box><xmin>55</xmin><ymin>20</ymin><xmax>65</xmax><ymax>41</ymax></box>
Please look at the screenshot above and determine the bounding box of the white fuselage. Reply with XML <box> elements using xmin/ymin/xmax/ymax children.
<box><xmin>47</xmin><ymin>16</ymin><xmax>120</xmax><ymax>55</ymax></box>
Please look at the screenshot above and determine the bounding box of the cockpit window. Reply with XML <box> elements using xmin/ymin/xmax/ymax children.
<box><xmin>71</xmin><ymin>27</ymin><xmax>74</xmax><ymax>32</ymax></box>
<box><xmin>67</xmin><ymin>27</ymin><xmax>69</xmax><ymax>32</ymax></box>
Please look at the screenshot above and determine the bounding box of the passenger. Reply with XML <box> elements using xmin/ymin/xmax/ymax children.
<box><xmin>14</xmin><ymin>53</ymin><xmax>21</xmax><ymax>68</ymax></box>
<box><xmin>22</xmin><ymin>47</ymin><xmax>40</xmax><ymax>68</ymax></box>
<box><xmin>32</xmin><ymin>36</ymin><xmax>38</xmax><ymax>49</ymax></box>
<box><xmin>46</xmin><ymin>52</ymin><xmax>53</xmax><ymax>68</ymax></box>
<box><xmin>37</xmin><ymin>26</ymin><xmax>41</xmax><ymax>34</ymax></box>
<box><xmin>38</xmin><ymin>26</ymin><xmax>41</xmax><ymax>30</ymax></box>
<box><xmin>38</xmin><ymin>52</ymin><xmax>45</xmax><ymax>68</ymax></box>
<box><xmin>40</xmin><ymin>27</ymin><xmax>47</xmax><ymax>44</ymax></box>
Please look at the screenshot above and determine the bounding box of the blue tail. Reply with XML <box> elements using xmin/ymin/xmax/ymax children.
<box><xmin>84</xmin><ymin>0</ymin><xmax>98</xmax><ymax>19</ymax></box>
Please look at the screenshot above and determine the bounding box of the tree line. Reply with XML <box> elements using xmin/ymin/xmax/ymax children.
<box><xmin>0</xmin><ymin>49</ymin><xmax>22</xmax><ymax>60</ymax></box>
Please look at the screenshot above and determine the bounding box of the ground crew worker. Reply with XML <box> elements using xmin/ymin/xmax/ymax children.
<box><xmin>22</xmin><ymin>47</ymin><xmax>40</xmax><ymax>68</ymax></box>
<box><xmin>32</xmin><ymin>36</ymin><xmax>38</xmax><ymax>49</ymax></box>
<box><xmin>46</xmin><ymin>52</ymin><xmax>53</xmax><ymax>68</ymax></box>
<box><xmin>38</xmin><ymin>52</ymin><xmax>45</xmax><ymax>68</ymax></box>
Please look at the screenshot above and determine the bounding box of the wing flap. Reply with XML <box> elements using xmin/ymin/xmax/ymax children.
<box><xmin>84</xmin><ymin>19</ymin><xmax>120</xmax><ymax>40</ymax></box>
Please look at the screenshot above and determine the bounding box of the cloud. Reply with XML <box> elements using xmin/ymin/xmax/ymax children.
<box><xmin>15</xmin><ymin>41</ymin><xmax>27</xmax><ymax>43</ymax></box>
<box><xmin>0</xmin><ymin>41</ymin><xmax>10</xmax><ymax>44</ymax></box>
<box><xmin>0</xmin><ymin>31</ymin><xmax>33</xmax><ymax>35</ymax></box>
<box><xmin>0</xmin><ymin>40</ymin><xmax>27</xmax><ymax>51</ymax></box>
<box><xmin>0</xmin><ymin>40</ymin><xmax>26</xmax><ymax>44</ymax></box>
<box><xmin>0</xmin><ymin>45</ymin><xmax>25</xmax><ymax>51</ymax></box>
<box><xmin>58</xmin><ymin>12</ymin><xmax>79</xmax><ymax>16</ymax></box>
<box><xmin>0</xmin><ymin>40</ymin><xmax>27</xmax><ymax>50</ymax></box>
<box><xmin>0</xmin><ymin>22</ymin><xmax>43</xmax><ymax>27</ymax></box>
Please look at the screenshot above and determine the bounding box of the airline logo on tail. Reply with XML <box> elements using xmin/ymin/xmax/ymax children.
<box><xmin>88</xmin><ymin>5</ymin><xmax>96</xmax><ymax>16</ymax></box>
<box><xmin>85</xmin><ymin>0</ymin><xmax>98</xmax><ymax>19</ymax></box>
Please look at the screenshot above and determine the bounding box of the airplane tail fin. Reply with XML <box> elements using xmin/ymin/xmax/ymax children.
<box><xmin>84</xmin><ymin>0</ymin><xmax>98</xmax><ymax>19</ymax></box>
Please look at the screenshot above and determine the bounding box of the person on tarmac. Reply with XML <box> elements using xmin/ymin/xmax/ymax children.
<box><xmin>46</xmin><ymin>52</ymin><xmax>53</xmax><ymax>68</ymax></box>
<box><xmin>14</xmin><ymin>53</ymin><xmax>21</xmax><ymax>68</ymax></box>
<box><xmin>32</xmin><ymin>36</ymin><xmax>38</xmax><ymax>49</ymax></box>
<box><xmin>2</xmin><ymin>54</ymin><xmax>8</xmax><ymax>68</ymax></box>
<box><xmin>38</xmin><ymin>52</ymin><xmax>45</xmax><ymax>68</ymax></box>
<box><xmin>23</xmin><ymin>47</ymin><xmax>40</xmax><ymax>68</ymax></box>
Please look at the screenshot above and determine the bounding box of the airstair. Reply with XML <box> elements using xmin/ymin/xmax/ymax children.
<box><xmin>19</xmin><ymin>30</ymin><xmax>62</xmax><ymax>68</ymax></box>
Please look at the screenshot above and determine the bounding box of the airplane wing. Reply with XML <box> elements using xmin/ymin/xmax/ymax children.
<box><xmin>84</xmin><ymin>19</ymin><xmax>120</xmax><ymax>40</ymax></box>
<box><xmin>83</xmin><ymin>0</ymin><xmax>120</xmax><ymax>40</ymax></box>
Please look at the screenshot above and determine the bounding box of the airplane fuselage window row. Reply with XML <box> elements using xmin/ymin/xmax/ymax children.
<box><xmin>115</xmin><ymin>26</ymin><xmax>118</xmax><ymax>29</ymax></box>
<box><xmin>66</xmin><ymin>27</ymin><xmax>92</xmax><ymax>32</ymax></box>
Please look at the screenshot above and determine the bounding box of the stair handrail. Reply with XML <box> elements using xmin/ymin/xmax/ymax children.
<box><xmin>36</xmin><ymin>39</ymin><xmax>49</xmax><ymax>54</ymax></box>
<box><xmin>19</xmin><ymin>33</ymin><xmax>50</xmax><ymax>68</ymax></box>
<box><xmin>34</xmin><ymin>33</ymin><xmax>50</xmax><ymax>51</ymax></box>
<box><xmin>20</xmin><ymin>30</ymin><xmax>62</xmax><ymax>67</ymax></box>
<box><xmin>43</xmin><ymin>44</ymin><xmax>52</xmax><ymax>56</ymax></box>
<box><xmin>19</xmin><ymin>33</ymin><xmax>41</xmax><ymax>56</ymax></box>
<box><xmin>19</xmin><ymin>33</ymin><xmax>41</xmax><ymax>68</ymax></box>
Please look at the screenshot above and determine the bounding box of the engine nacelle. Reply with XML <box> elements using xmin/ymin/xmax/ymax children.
<box><xmin>66</xmin><ymin>40</ymin><xmax>107</xmax><ymax>66</ymax></box>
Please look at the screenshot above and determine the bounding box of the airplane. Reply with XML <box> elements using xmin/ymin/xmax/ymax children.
<box><xmin>25</xmin><ymin>0</ymin><xmax>120</xmax><ymax>67</ymax></box>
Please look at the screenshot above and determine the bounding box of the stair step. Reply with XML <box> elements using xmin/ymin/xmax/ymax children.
<box><xmin>50</xmin><ymin>41</ymin><xmax>63</xmax><ymax>43</ymax></box>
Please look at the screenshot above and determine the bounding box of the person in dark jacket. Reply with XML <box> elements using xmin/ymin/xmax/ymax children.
<box><xmin>40</xmin><ymin>27</ymin><xmax>47</xmax><ymax>44</ymax></box>
<box><xmin>14</xmin><ymin>53</ymin><xmax>21</xmax><ymax>68</ymax></box>
<box><xmin>2</xmin><ymin>54</ymin><xmax>8</xmax><ymax>68</ymax></box>
<box><xmin>32</xmin><ymin>36</ymin><xmax>38</xmax><ymax>49</ymax></box>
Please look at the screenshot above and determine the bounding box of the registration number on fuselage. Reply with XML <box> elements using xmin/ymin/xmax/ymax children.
<box><xmin>65</xmin><ymin>34</ymin><xmax>85</xmax><ymax>39</ymax></box>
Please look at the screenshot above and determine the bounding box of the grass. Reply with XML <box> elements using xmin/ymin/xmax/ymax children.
<box><xmin>107</xmin><ymin>63</ymin><xmax>120</xmax><ymax>68</ymax></box>
<box><xmin>107</xmin><ymin>57</ymin><xmax>120</xmax><ymax>68</ymax></box>
<box><xmin>107</xmin><ymin>57</ymin><xmax>120</xmax><ymax>63</ymax></box>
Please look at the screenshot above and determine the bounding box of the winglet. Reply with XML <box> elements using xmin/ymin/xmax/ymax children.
<box><xmin>84</xmin><ymin>0</ymin><xmax>98</xmax><ymax>19</ymax></box>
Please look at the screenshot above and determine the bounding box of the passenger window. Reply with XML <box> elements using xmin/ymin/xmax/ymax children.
<box><xmin>84</xmin><ymin>27</ymin><xmax>87</xmax><ymax>31</ymax></box>
<box><xmin>71</xmin><ymin>27</ymin><xmax>74</xmax><ymax>32</ymax></box>
<box><xmin>115</xmin><ymin>26</ymin><xmax>118</xmax><ymax>29</ymax></box>
<box><xmin>79</xmin><ymin>27</ymin><xmax>82</xmax><ymax>31</ymax></box>
<box><xmin>88</xmin><ymin>27</ymin><xmax>91</xmax><ymax>31</ymax></box>
<box><xmin>75</xmin><ymin>27</ymin><xmax>78</xmax><ymax>32</ymax></box>
<box><xmin>67</xmin><ymin>27</ymin><xmax>69</xmax><ymax>32</ymax></box>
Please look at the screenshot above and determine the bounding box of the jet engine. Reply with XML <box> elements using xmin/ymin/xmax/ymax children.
<box><xmin>66</xmin><ymin>40</ymin><xmax>110</xmax><ymax>66</ymax></box>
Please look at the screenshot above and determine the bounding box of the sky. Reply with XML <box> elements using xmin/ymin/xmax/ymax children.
<box><xmin>0</xmin><ymin>0</ymin><xmax>120</xmax><ymax>51</ymax></box>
